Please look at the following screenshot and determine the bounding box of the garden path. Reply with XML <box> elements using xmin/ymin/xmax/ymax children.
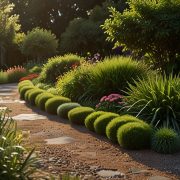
<box><xmin>0</xmin><ymin>84</ymin><xmax>180</xmax><ymax>180</ymax></box>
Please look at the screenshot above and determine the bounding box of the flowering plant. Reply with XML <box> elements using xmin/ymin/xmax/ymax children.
<box><xmin>6</xmin><ymin>66</ymin><xmax>27</xmax><ymax>83</ymax></box>
<box><xmin>19</xmin><ymin>73</ymin><xmax>39</xmax><ymax>82</ymax></box>
<box><xmin>96</xmin><ymin>93</ymin><xmax>124</xmax><ymax>113</ymax></box>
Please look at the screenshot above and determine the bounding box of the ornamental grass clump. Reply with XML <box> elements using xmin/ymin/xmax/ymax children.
<box><xmin>39</xmin><ymin>54</ymin><xmax>82</xmax><ymax>84</ymax></box>
<box><xmin>45</xmin><ymin>96</ymin><xmax>71</xmax><ymax>114</ymax></box>
<box><xmin>94</xmin><ymin>113</ymin><xmax>119</xmax><ymax>135</ymax></box>
<box><xmin>106</xmin><ymin>115</ymin><xmax>143</xmax><ymax>143</ymax></box>
<box><xmin>68</xmin><ymin>107</ymin><xmax>95</xmax><ymax>125</ymax></box>
<box><xmin>96</xmin><ymin>93</ymin><xmax>124</xmax><ymax>113</ymax></box>
<box><xmin>117</xmin><ymin>122</ymin><xmax>152</xmax><ymax>150</ymax></box>
<box><xmin>6</xmin><ymin>66</ymin><xmax>27</xmax><ymax>83</ymax></box>
<box><xmin>85</xmin><ymin>111</ymin><xmax>106</xmax><ymax>131</ymax></box>
<box><xmin>151</xmin><ymin>127</ymin><xmax>180</xmax><ymax>154</ymax></box>
<box><xmin>126</xmin><ymin>75</ymin><xmax>180</xmax><ymax>132</ymax></box>
<box><xmin>57</xmin><ymin>102</ymin><xmax>81</xmax><ymax>119</ymax></box>
<box><xmin>57</xmin><ymin>56</ymin><xmax>150</xmax><ymax>102</ymax></box>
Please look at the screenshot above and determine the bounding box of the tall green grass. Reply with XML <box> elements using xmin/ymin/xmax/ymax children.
<box><xmin>126</xmin><ymin>75</ymin><xmax>180</xmax><ymax>132</ymax></box>
<box><xmin>57</xmin><ymin>56</ymin><xmax>150</xmax><ymax>102</ymax></box>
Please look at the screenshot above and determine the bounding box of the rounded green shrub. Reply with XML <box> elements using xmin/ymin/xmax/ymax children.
<box><xmin>151</xmin><ymin>128</ymin><xmax>180</xmax><ymax>154</ymax></box>
<box><xmin>29</xmin><ymin>66</ymin><xmax>42</xmax><ymax>73</ymax></box>
<box><xmin>68</xmin><ymin>107</ymin><xmax>95</xmax><ymax>125</ymax></box>
<box><xmin>18</xmin><ymin>80</ymin><xmax>33</xmax><ymax>92</ymax></box>
<box><xmin>19</xmin><ymin>86</ymin><xmax>35</xmax><ymax>99</ymax></box>
<box><xmin>117</xmin><ymin>122</ymin><xmax>152</xmax><ymax>150</ymax></box>
<box><xmin>39</xmin><ymin>54</ymin><xmax>82</xmax><ymax>84</ymax></box>
<box><xmin>94</xmin><ymin>113</ymin><xmax>119</xmax><ymax>135</ymax></box>
<box><xmin>28</xmin><ymin>89</ymin><xmax>44</xmax><ymax>105</ymax></box>
<box><xmin>24</xmin><ymin>88</ymin><xmax>37</xmax><ymax>101</ymax></box>
<box><xmin>85</xmin><ymin>111</ymin><xmax>106</xmax><ymax>132</ymax></box>
<box><xmin>45</xmin><ymin>96</ymin><xmax>71</xmax><ymax>114</ymax></box>
<box><xmin>106</xmin><ymin>115</ymin><xmax>144</xmax><ymax>143</ymax></box>
<box><xmin>35</xmin><ymin>93</ymin><xmax>54</xmax><ymax>110</ymax></box>
<box><xmin>57</xmin><ymin>102</ymin><xmax>81</xmax><ymax>119</ymax></box>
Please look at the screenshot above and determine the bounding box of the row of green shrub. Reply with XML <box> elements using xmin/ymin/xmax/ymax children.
<box><xmin>18</xmin><ymin>80</ymin><xmax>180</xmax><ymax>154</ymax></box>
<box><xmin>28</xmin><ymin>54</ymin><xmax>180</xmax><ymax>133</ymax></box>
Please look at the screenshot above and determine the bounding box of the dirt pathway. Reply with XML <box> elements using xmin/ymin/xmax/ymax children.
<box><xmin>0</xmin><ymin>84</ymin><xmax>180</xmax><ymax>180</ymax></box>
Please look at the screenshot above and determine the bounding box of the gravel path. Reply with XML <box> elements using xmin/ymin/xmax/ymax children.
<box><xmin>0</xmin><ymin>84</ymin><xmax>180</xmax><ymax>180</ymax></box>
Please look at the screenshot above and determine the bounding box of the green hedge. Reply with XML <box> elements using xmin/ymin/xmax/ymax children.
<box><xmin>94</xmin><ymin>113</ymin><xmax>119</xmax><ymax>135</ymax></box>
<box><xmin>106</xmin><ymin>115</ymin><xmax>143</xmax><ymax>143</ymax></box>
<box><xmin>57</xmin><ymin>102</ymin><xmax>81</xmax><ymax>119</ymax></box>
<box><xmin>19</xmin><ymin>86</ymin><xmax>35</xmax><ymax>99</ymax></box>
<box><xmin>85</xmin><ymin>111</ymin><xmax>106</xmax><ymax>131</ymax></box>
<box><xmin>45</xmin><ymin>96</ymin><xmax>71</xmax><ymax>114</ymax></box>
<box><xmin>68</xmin><ymin>107</ymin><xmax>95</xmax><ymax>125</ymax></box>
<box><xmin>28</xmin><ymin>89</ymin><xmax>45</xmax><ymax>105</ymax></box>
<box><xmin>35</xmin><ymin>92</ymin><xmax>54</xmax><ymax>110</ymax></box>
<box><xmin>117</xmin><ymin>122</ymin><xmax>152</xmax><ymax>150</ymax></box>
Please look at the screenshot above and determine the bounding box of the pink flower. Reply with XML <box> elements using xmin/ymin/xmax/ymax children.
<box><xmin>100</xmin><ymin>96</ymin><xmax>107</xmax><ymax>102</ymax></box>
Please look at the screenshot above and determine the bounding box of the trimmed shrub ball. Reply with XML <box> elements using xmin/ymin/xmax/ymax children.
<box><xmin>68</xmin><ymin>107</ymin><xmax>95</xmax><ymax>125</ymax></box>
<box><xmin>106</xmin><ymin>115</ymin><xmax>144</xmax><ymax>143</ymax></box>
<box><xmin>151</xmin><ymin>127</ymin><xmax>180</xmax><ymax>154</ymax></box>
<box><xmin>28</xmin><ymin>89</ymin><xmax>44</xmax><ymax>105</ymax></box>
<box><xmin>94</xmin><ymin>113</ymin><xmax>119</xmax><ymax>135</ymax></box>
<box><xmin>35</xmin><ymin>93</ymin><xmax>54</xmax><ymax>110</ymax></box>
<box><xmin>19</xmin><ymin>86</ymin><xmax>35</xmax><ymax>99</ymax></box>
<box><xmin>45</xmin><ymin>96</ymin><xmax>71</xmax><ymax>114</ymax></box>
<box><xmin>24</xmin><ymin>88</ymin><xmax>36</xmax><ymax>101</ymax></box>
<box><xmin>85</xmin><ymin>111</ymin><xmax>106</xmax><ymax>132</ymax></box>
<box><xmin>18</xmin><ymin>80</ymin><xmax>33</xmax><ymax>91</ymax></box>
<box><xmin>117</xmin><ymin>122</ymin><xmax>152</xmax><ymax>150</ymax></box>
<box><xmin>57</xmin><ymin>102</ymin><xmax>81</xmax><ymax>119</ymax></box>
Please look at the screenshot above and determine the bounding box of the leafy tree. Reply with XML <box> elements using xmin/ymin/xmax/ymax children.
<box><xmin>21</xmin><ymin>28</ymin><xmax>58</xmax><ymax>60</ymax></box>
<box><xmin>0</xmin><ymin>0</ymin><xmax>20</xmax><ymax>67</ymax></box>
<box><xmin>10</xmin><ymin>0</ymin><xmax>105</xmax><ymax>38</ymax></box>
<box><xmin>103</xmin><ymin>0</ymin><xmax>180</xmax><ymax>73</ymax></box>
<box><xmin>60</xmin><ymin>0</ymin><xmax>127</xmax><ymax>55</ymax></box>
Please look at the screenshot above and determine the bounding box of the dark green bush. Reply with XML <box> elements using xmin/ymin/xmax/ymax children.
<box><xmin>39</xmin><ymin>54</ymin><xmax>82</xmax><ymax>84</ymax></box>
<box><xmin>28</xmin><ymin>89</ymin><xmax>45</xmax><ymax>105</ymax></box>
<box><xmin>68</xmin><ymin>107</ymin><xmax>95</xmax><ymax>125</ymax></box>
<box><xmin>151</xmin><ymin>128</ymin><xmax>180</xmax><ymax>154</ymax></box>
<box><xmin>106</xmin><ymin>115</ymin><xmax>143</xmax><ymax>143</ymax></box>
<box><xmin>85</xmin><ymin>111</ymin><xmax>106</xmax><ymax>131</ymax></box>
<box><xmin>126</xmin><ymin>75</ymin><xmax>180</xmax><ymax>132</ymax></box>
<box><xmin>117</xmin><ymin>122</ymin><xmax>152</xmax><ymax>150</ymax></box>
<box><xmin>21</xmin><ymin>28</ymin><xmax>58</xmax><ymax>59</ymax></box>
<box><xmin>35</xmin><ymin>93</ymin><xmax>54</xmax><ymax>110</ymax></box>
<box><xmin>45</xmin><ymin>96</ymin><xmax>71</xmax><ymax>114</ymax></box>
<box><xmin>57</xmin><ymin>57</ymin><xmax>150</xmax><ymax>102</ymax></box>
<box><xmin>94</xmin><ymin>113</ymin><xmax>119</xmax><ymax>135</ymax></box>
<box><xmin>19</xmin><ymin>86</ymin><xmax>35</xmax><ymax>99</ymax></box>
<box><xmin>57</xmin><ymin>102</ymin><xmax>81</xmax><ymax>119</ymax></box>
